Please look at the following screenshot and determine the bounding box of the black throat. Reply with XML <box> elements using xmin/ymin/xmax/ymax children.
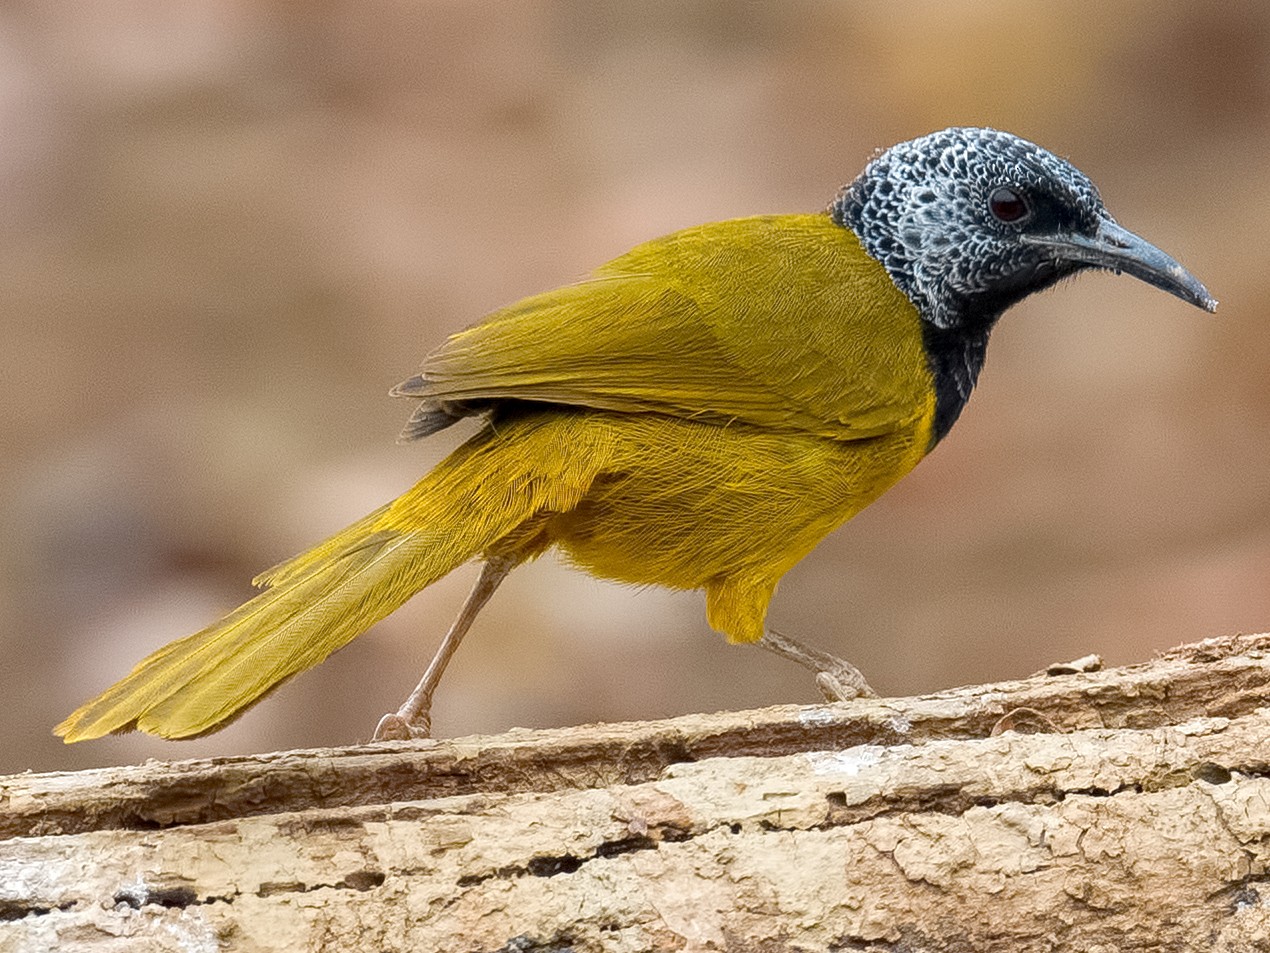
<box><xmin>919</xmin><ymin>320</ymin><xmax>992</xmax><ymax>446</ymax></box>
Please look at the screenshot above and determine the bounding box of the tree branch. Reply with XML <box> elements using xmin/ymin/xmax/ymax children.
<box><xmin>4</xmin><ymin>634</ymin><xmax>1270</xmax><ymax>951</ymax></box>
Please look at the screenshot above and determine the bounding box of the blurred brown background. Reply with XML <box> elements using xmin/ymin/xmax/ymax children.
<box><xmin>4</xmin><ymin>1</ymin><xmax>1269</xmax><ymax>774</ymax></box>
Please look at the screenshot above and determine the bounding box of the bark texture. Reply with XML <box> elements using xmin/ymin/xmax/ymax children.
<box><xmin>4</xmin><ymin>633</ymin><xmax>1270</xmax><ymax>952</ymax></box>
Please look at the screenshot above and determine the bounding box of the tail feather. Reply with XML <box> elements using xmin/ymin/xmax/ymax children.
<box><xmin>252</xmin><ymin>504</ymin><xmax>391</xmax><ymax>589</ymax></box>
<box><xmin>56</xmin><ymin>415</ymin><xmax>604</xmax><ymax>742</ymax></box>
<box><xmin>57</xmin><ymin>529</ymin><xmax>438</xmax><ymax>740</ymax></box>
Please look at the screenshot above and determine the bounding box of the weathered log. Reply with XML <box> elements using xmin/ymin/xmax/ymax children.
<box><xmin>3</xmin><ymin>634</ymin><xmax>1270</xmax><ymax>952</ymax></box>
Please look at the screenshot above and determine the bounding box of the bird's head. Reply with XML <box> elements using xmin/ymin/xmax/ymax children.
<box><xmin>833</xmin><ymin>127</ymin><xmax>1217</xmax><ymax>330</ymax></box>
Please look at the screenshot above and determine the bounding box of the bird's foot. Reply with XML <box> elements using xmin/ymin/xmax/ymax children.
<box><xmin>373</xmin><ymin>711</ymin><xmax>432</xmax><ymax>741</ymax></box>
<box><xmin>760</xmin><ymin>629</ymin><xmax>878</xmax><ymax>702</ymax></box>
<box><xmin>813</xmin><ymin>665</ymin><xmax>877</xmax><ymax>703</ymax></box>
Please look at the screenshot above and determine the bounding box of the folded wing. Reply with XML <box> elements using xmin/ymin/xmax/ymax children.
<box><xmin>397</xmin><ymin>214</ymin><xmax>931</xmax><ymax>442</ymax></box>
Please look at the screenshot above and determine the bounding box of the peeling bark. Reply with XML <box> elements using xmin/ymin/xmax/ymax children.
<box><xmin>4</xmin><ymin>634</ymin><xmax>1270</xmax><ymax>952</ymax></box>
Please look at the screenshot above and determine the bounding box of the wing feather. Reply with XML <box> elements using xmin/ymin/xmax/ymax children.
<box><xmin>399</xmin><ymin>214</ymin><xmax>932</xmax><ymax>442</ymax></box>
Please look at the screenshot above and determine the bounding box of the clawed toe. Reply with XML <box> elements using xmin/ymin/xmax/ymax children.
<box><xmin>373</xmin><ymin>712</ymin><xmax>431</xmax><ymax>742</ymax></box>
<box><xmin>814</xmin><ymin>670</ymin><xmax>877</xmax><ymax>703</ymax></box>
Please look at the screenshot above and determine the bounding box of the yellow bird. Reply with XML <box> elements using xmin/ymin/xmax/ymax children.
<box><xmin>57</xmin><ymin>127</ymin><xmax>1216</xmax><ymax>744</ymax></box>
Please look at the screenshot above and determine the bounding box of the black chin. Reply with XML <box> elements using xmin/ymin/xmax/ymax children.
<box><xmin>958</xmin><ymin>259</ymin><xmax>1087</xmax><ymax>328</ymax></box>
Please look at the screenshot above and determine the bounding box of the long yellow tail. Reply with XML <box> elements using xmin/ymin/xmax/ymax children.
<box><xmin>56</xmin><ymin>416</ymin><xmax>599</xmax><ymax>741</ymax></box>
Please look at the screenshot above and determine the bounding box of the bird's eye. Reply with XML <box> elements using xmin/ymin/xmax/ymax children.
<box><xmin>988</xmin><ymin>186</ymin><xmax>1031</xmax><ymax>224</ymax></box>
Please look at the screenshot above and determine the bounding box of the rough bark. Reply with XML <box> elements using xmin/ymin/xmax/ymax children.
<box><xmin>3</xmin><ymin>633</ymin><xmax>1270</xmax><ymax>952</ymax></box>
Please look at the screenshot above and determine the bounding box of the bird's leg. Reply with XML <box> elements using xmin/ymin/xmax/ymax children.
<box><xmin>373</xmin><ymin>557</ymin><xmax>514</xmax><ymax>741</ymax></box>
<box><xmin>759</xmin><ymin>629</ymin><xmax>878</xmax><ymax>702</ymax></box>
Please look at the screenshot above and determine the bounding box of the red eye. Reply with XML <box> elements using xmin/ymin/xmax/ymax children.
<box><xmin>988</xmin><ymin>186</ymin><xmax>1030</xmax><ymax>224</ymax></box>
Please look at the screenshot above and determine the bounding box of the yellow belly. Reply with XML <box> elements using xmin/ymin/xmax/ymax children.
<box><xmin>535</xmin><ymin>410</ymin><xmax>932</xmax><ymax>642</ymax></box>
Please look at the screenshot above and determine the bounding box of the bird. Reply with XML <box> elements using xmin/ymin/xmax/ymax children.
<box><xmin>56</xmin><ymin>127</ymin><xmax>1216</xmax><ymax>744</ymax></box>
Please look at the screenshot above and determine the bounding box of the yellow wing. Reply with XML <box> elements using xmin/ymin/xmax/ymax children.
<box><xmin>397</xmin><ymin>213</ymin><xmax>935</xmax><ymax>442</ymax></box>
